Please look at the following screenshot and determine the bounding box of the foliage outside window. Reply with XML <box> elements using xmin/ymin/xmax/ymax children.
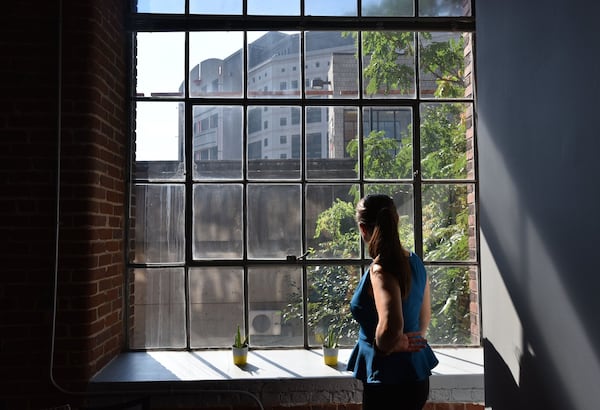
<box><xmin>129</xmin><ymin>0</ymin><xmax>476</xmax><ymax>350</ymax></box>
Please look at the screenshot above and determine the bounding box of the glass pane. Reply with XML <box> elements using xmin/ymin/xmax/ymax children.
<box><xmin>419</xmin><ymin>0</ymin><xmax>471</xmax><ymax>16</ymax></box>
<box><xmin>362</xmin><ymin>107</ymin><xmax>413</xmax><ymax>180</ymax></box>
<box><xmin>304</xmin><ymin>107</ymin><xmax>359</xmax><ymax>180</ymax></box>
<box><xmin>305</xmin><ymin>31</ymin><xmax>358</xmax><ymax>99</ymax></box>
<box><xmin>428</xmin><ymin>265</ymin><xmax>474</xmax><ymax>345</ymax></box>
<box><xmin>189</xmin><ymin>267</ymin><xmax>244</xmax><ymax>348</ymax></box>
<box><xmin>135</xmin><ymin>0</ymin><xmax>184</xmax><ymax>14</ymax></box>
<box><xmin>190</xmin><ymin>32</ymin><xmax>244</xmax><ymax>98</ymax></box>
<box><xmin>132</xmin><ymin>184</ymin><xmax>185</xmax><ymax>263</ymax></box>
<box><xmin>247</xmin><ymin>184</ymin><xmax>301</xmax><ymax>259</ymax></box>
<box><xmin>362</xmin><ymin>31</ymin><xmax>416</xmax><ymax>99</ymax></box>
<box><xmin>307</xmin><ymin>265</ymin><xmax>361</xmax><ymax>347</ymax></box>
<box><xmin>362</xmin><ymin>0</ymin><xmax>413</xmax><ymax>16</ymax></box>
<box><xmin>190</xmin><ymin>0</ymin><xmax>242</xmax><ymax>14</ymax></box>
<box><xmin>247</xmin><ymin>0</ymin><xmax>300</xmax><ymax>15</ymax></box>
<box><xmin>306</xmin><ymin>184</ymin><xmax>359</xmax><ymax>259</ymax></box>
<box><xmin>419</xmin><ymin>32</ymin><xmax>468</xmax><ymax>99</ymax></box>
<box><xmin>304</xmin><ymin>107</ymin><xmax>335</xmax><ymax>177</ymax></box>
<box><xmin>364</xmin><ymin>184</ymin><xmax>414</xmax><ymax>250</ymax></box>
<box><xmin>249</xmin><ymin>266</ymin><xmax>303</xmax><ymax>347</ymax></box>
<box><xmin>247</xmin><ymin>106</ymin><xmax>301</xmax><ymax>178</ymax></box>
<box><xmin>136</xmin><ymin>32</ymin><xmax>184</xmax><ymax>97</ymax></box>
<box><xmin>248</xmin><ymin>32</ymin><xmax>301</xmax><ymax>99</ymax></box>
<box><xmin>305</xmin><ymin>0</ymin><xmax>357</xmax><ymax>16</ymax></box>
<box><xmin>420</xmin><ymin>102</ymin><xmax>470</xmax><ymax>179</ymax></box>
<box><xmin>130</xmin><ymin>268</ymin><xmax>186</xmax><ymax>349</ymax></box>
<box><xmin>193</xmin><ymin>184</ymin><xmax>243</xmax><ymax>259</ymax></box>
<box><xmin>135</xmin><ymin>101</ymin><xmax>184</xmax><ymax>180</ymax></box>
<box><xmin>422</xmin><ymin>183</ymin><xmax>473</xmax><ymax>261</ymax></box>
<box><xmin>193</xmin><ymin>106</ymin><xmax>243</xmax><ymax>179</ymax></box>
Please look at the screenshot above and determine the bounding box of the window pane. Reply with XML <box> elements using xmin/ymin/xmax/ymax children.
<box><xmin>364</xmin><ymin>184</ymin><xmax>414</xmax><ymax>250</ymax></box>
<box><xmin>131</xmin><ymin>268</ymin><xmax>186</xmax><ymax>349</ymax></box>
<box><xmin>247</xmin><ymin>184</ymin><xmax>301</xmax><ymax>259</ymax></box>
<box><xmin>307</xmin><ymin>265</ymin><xmax>361</xmax><ymax>347</ymax></box>
<box><xmin>190</xmin><ymin>32</ymin><xmax>244</xmax><ymax>98</ymax></box>
<box><xmin>304</xmin><ymin>106</ymin><xmax>337</xmax><ymax>174</ymax></box>
<box><xmin>193</xmin><ymin>105</ymin><xmax>243</xmax><ymax>179</ymax></box>
<box><xmin>189</xmin><ymin>267</ymin><xmax>244</xmax><ymax>348</ymax></box>
<box><xmin>419</xmin><ymin>32</ymin><xmax>468</xmax><ymax>99</ymax></box>
<box><xmin>428</xmin><ymin>265</ymin><xmax>474</xmax><ymax>345</ymax></box>
<box><xmin>306</xmin><ymin>184</ymin><xmax>359</xmax><ymax>259</ymax></box>
<box><xmin>135</xmin><ymin>101</ymin><xmax>185</xmax><ymax>180</ymax></box>
<box><xmin>420</xmin><ymin>102</ymin><xmax>471</xmax><ymax>179</ymax></box>
<box><xmin>362</xmin><ymin>32</ymin><xmax>416</xmax><ymax>99</ymax></box>
<box><xmin>135</xmin><ymin>0</ymin><xmax>184</xmax><ymax>14</ymax></box>
<box><xmin>362</xmin><ymin>107</ymin><xmax>413</xmax><ymax>180</ymax></box>
<box><xmin>249</xmin><ymin>266</ymin><xmax>302</xmax><ymax>347</ymax></box>
<box><xmin>132</xmin><ymin>184</ymin><xmax>185</xmax><ymax>263</ymax></box>
<box><xmin>419</xmin><ymin>0</ymin><xmax>471</xmax><ymax>17</ymax></box>
<box><xmin>305</xmin><ymin>31</ymin><xmax>358</xmax><ymax>99</ymax></box>
<box><xmin>422</xmin><ymin>183</ymin><xmax>473</xmax><ymax>261</ymax></box>
<box><xmin>305</xmin><ymin>0</ymin><xmax>357</xmax><ymax>16</ymax></box>
<box><xmin>193</xmin><ymin>184</ymin><xmax>243</xmax><ymax>259</ymax></box>
<box><xmin>362</xmin><ymin>0</ymin><xmax>413</xmax><ymax>16</ymax></box>
<box><xmin>247</xmin><ymin>0</ymin><xmax>300</xmax><ymax>15</ymax></box>
<box><xmin>190</xmin><ymin>0</ymin><xmax>242</xmax><ymax>15</ymax></box>
<box><xmin>248</xmin><ymin>32</ymin><xmax>301</xmax><ymax>98</ymax></box>
<box><xmin>316</xmin><ymin>107</ymin><xmax>361</xmax><ymax>173</ymax></box>
<box><xmin>247</xmin><ymin>106</ymin><xmax>301</xmax><ymax>178</ymax></box>
<box><xmin>136</xmin><ymin>32</ymin><xmax>184</xmax><ymax>97</ymax></box>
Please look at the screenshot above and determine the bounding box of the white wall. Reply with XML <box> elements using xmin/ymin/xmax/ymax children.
<box><xmin>477</xmin><ymin>1</ymin><xmax>600</xmax><ymax>409</ymax></box>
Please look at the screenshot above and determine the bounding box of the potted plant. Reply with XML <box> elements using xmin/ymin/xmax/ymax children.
<box><xmin>322</xmin><ymin>327</ymin><xmax>339</xmax><ymax>366</ymax></box>
<box><xmin>232</xmin><ymin>324</ymin><xmax>248</xmax><ymax>366</ymax></box>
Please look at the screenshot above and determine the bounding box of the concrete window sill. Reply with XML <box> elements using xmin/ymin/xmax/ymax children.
<box><xmin>90</xmin><ymin>347</ymin><xmax>484</xmax><ymax>406</ymax></box>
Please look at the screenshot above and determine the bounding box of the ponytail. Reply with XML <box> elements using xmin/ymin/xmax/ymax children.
<box><xmin>357</xmin><ymin>195</ymin><xmax>411</xmax><ymax>299</ymax></box>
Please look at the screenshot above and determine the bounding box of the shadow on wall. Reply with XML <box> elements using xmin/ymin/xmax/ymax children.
<box><xmin>484</xmin><ymin>338</ymin><xmax>563</xmax><ymax>410</ymax></box>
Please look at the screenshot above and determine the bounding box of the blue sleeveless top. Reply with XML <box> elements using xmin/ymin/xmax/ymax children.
<box><xmin>346</xmin><ymin>252</ymin><xmax>439</xmax><ymax>383</ymax></box>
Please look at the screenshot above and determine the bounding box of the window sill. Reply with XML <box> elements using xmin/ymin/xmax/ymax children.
<box><xmin>90</xmin><ymin>347</ymin><xmax>483</xmax><ymax>404</ymax></box>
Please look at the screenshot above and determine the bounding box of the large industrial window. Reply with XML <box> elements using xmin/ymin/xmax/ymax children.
<box><xmin>128</xmin><ymin>0</ymin><xmax>477</xmax><ymax>350</ymax></box>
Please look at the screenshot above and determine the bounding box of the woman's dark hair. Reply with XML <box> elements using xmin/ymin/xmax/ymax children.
<box><xmin>356</xmin><ymin>194</ymin><xmax>411</xmax><ymax>299</ymax></box>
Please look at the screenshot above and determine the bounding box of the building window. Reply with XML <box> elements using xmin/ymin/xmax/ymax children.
<box><xmin>130</xmin><ymin>2</ymin><xmax>477</xmax><ymax>350</ymax></box>
<box><xmin>306</xmin><ymin>107</ymin><xmax>321</xmax><ymax>123</ymax></box>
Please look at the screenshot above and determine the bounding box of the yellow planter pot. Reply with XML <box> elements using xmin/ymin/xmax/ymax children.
<box><xmin>232</xmin><ymin>346</ymin><xmax>248</xmax><ymax>366</ymax></box>
<box><xmin>323</xmin><ymin>346</ymin><xmax>339</xmax><ymax>366</ymax></box>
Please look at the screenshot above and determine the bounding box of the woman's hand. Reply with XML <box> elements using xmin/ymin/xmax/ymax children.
<box><xmin>394</xmin><ymin>332</ymin><xmax>428</xmax><ymax>353</ymax></box>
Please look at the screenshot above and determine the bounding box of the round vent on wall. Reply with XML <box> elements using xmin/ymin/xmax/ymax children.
<box><xmin>249</xmin><ymin>310</ymin><xmax>282</xmax><ymax>335</ymax></box>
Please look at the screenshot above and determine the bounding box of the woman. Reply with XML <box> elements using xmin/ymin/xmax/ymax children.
<box><xmin>347</xmin><ymin>194</ymin><xmax>438</xmax><ymax>410</ymax></box>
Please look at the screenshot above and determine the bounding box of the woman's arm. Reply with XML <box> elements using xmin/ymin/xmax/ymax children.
<box><xmin>419</xmin><ymin>279</ymin><xmax>432</xmax><ymax>336</ymax></box>
<box><xmin>370</xmin><ymin>263</ymin><xmax>404</xmax><ymax>355</ymax></box>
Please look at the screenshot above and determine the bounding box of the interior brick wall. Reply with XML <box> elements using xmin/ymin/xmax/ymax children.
<box><xmin>0</xmin><ymin>1</ymin><xmax>128</xmax><ymax>408</ymax></box>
